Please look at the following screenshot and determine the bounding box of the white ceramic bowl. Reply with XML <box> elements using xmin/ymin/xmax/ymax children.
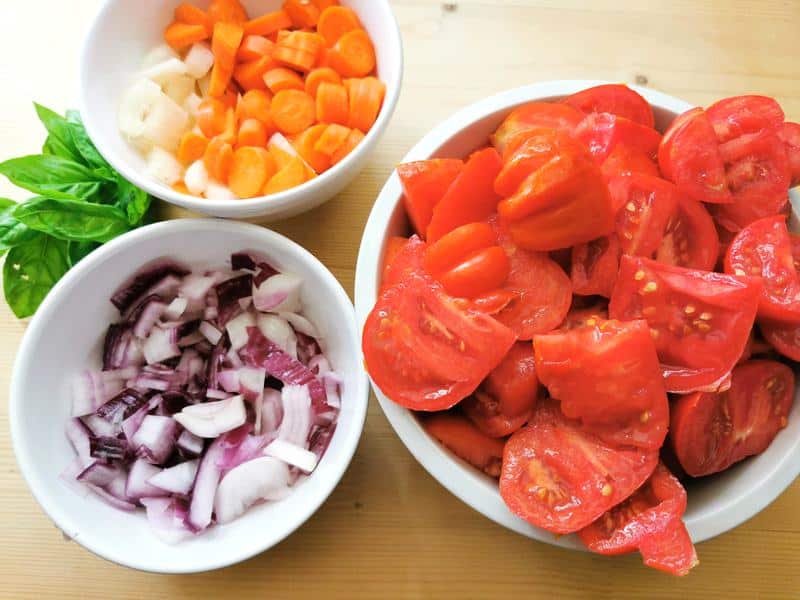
<box><xmin>10</xmin><ymin>219</ymin><xmax>368</xmax><ymax>573</ymax></box>
<box><xmin>79</xmin><ymin>0</ymin><xmax>403</xmax><ymax>220</ymax></box>
<box><xmin>354</xmin><ymin>79</ymin><xmax>800</xmax><ymax>550</ymax></box>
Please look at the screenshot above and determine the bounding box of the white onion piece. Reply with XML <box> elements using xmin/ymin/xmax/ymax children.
<box><xmin>146</xmin><ymin>146</ymin><xmax>184</xmax><ymax>186</ymax></box>
<box><xmin>253</xmin><ymin>273</ymin><xmax>303</xmax><ymax>313</ymax></box>
<box><xmin>256</xmin><ymin>313</ymin><xmax>297</xmax><ymax>358</ymax></box>
<box><xmin>140</xmin><ymin>58</ymin><xmax>188</xmax><ymax>86</ymax></box>
<box><xmin>140</xmin><ymin>92</ymin><xmax>190</xmax><ymax>152</ymax></box>
<box><xmin>183</xmin><ymin>92</ymin><xmax>202</xmax><ymax>117</ymax></box>
<box><xmin>205</xmin><ymin>180</ymin><xmax>237</xmax><ymax>200</ymax></box>
<box><xmin>142</xmin><ymin>326</ymin><xmax>180</xmax><ymax>364</ymax></box>
<box><xmin>126</xmin><ymin>458</ymin><xmax>167</xmax><ymax>500</ymax></box>
<box><xmin>141</xmin><ymin>44</ymin><xmax>179</xmax><ymax>68</ymax></box>
<box><xmin>226</xmin><ymin>311</ymin><xmax>256</xmax><ymax>350</ymax></box>
<box><xmin>213</xmin><ymin>457</ymin><xmax>290</xmax><ymax>524</ymax></box>
<box><xmin>197</xmin><ymin>73</ymin><xmax>211</xmax><ymax>97</ymax></box>
<box><xmin>163</xmin><ymin>297</ymin><xmax>188</xmax><ymax>320</ymax></box>
<box><xmin>199</xmin><ymin>321</ymin><xmax>223</xmax><ymax>345</ymax></box>
<box><xmin>280</xmin><ymin>312</ymin><xmax>318</xmax><ymax>338</ymax></box>
<box><xmin>261</xmin><ymin>389</ymin><xmax>283</xmax><ymax>434</ymax></box>
<box><xmin>148</xmin><ymin>459</ymin><xmax>200</xmax><ymax>495</ymax></box>
<box><xmin>164</xmin><ymin>74</ymin><xmax>195</xmax><ymax>105</ymax></box>
<box><xmin>173</xmin><ymin>395</ymin><xmax>246</xmax><ymax>438</ymax></box>
<box><xmin>118</xmin><ymin>78</ymin><xmax>163</xmax><ymax>149</ymax></box>
<box><xmin>184</xmin><ymin>160</ymin><xmax>208</xmax><ymax>195</ymax></box>
<box><xmin>264</xmin><ymin>438</ymin><xmax>318</xmax><ymax>473</ymax></box>
<box><xmin>277</xmin><ymin>385</ymin><xmax>311</xmax><ymax>447</ymax></box>
<box><xmin>184</xmin><ymin>42</ymin><xmax>214</xmax><ymax>78</ymax></box>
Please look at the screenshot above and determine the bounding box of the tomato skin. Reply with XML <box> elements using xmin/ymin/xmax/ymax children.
<box><xmin>380</xmin><ymin>236</ymin><xmax>409</xmax><ymax>288</ymax></box>
<box><xmin>779</xmin><ymin>121</ymin><xmax>800</xmax><ymax>187</ymax></box>
<box><xmin>500</xmin><ymin>400</ymin><xmax>658</xmax><ymax>534</ymax></box>
<box><xmin>381</xmin><ymin>235</ymin><xmax>426</xmax><ymax>289</ymax></box>
<box><xmin>670</xmin><ymin>360</ymin><xmax>794</xmax><ymax>477</ymax></box>
<box><xmin>398</xmin><ymin>159</ymin><xmax>464</xmax><ymax>239</ymax></box>
<box><xmin>533</xmin><ymin>319</ymin><xmax>669</xmax><ymax>450</ymax></box>
<box><xmin>491</xmin><ymin>102</ymin><xmax>585</xmax><ymax>156</ymax></box>
<box><xmin>494</xmin><ymin>128</ymin><xmax>563</xmax><ymax>197</ymax></box>
<box><xmin>423</xmin><ymin>412</ymin><xmax>506</xmax><ymax>477</ymax></box>
<box><xmin>656</xmin><ymin>192</ymin><xmax>719</xmax><ymax>271</ymax></box>
<box><xmin>570</xmin><ymin>235</ymin><xmax>620</xmax><ymax>297</ymax></box>
<box><xmin>574</xmin><ymin>112</ymin><xmax>662</xmax><ymax>163</ymax></box>
<box><xmin>706</xmin><ymin>95</ymin><xmax>784</xmax><ymax>143</ymax></box>
<box><xmin>609</xmin><ymin>256</ymin><xmax>761</xmax><ymax>393</ymax></box>
<box><xmin>600</xmin><ymin>144</ymin><xmax>660</xmax><ymax>180</ymax></box>
<box><xmin>759</xmin><ymin>319</ymin><xmax>800</xmax><ymax>361</ymax></box>
<box><xmin>562</xmin><ymin>84</ymin><xmax>655</xmax><ymax>128</ymax></box>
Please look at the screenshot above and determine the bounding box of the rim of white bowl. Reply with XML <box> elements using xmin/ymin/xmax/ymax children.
<box><xmin>78</xmin><ymin>0</ymin><xmax>404</xmax><ymax>219</ymax></box>
<box><xmin>354</xmin><ymin>79</ymin><xmax>800</xmax><ymax>550</ymax></box>
<box><xmin>9</xmin><ymin>218</ymin><xmax>369</xmax><ymax>573</ymax></box>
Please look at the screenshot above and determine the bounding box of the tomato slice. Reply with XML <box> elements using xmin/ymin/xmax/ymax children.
<box><xmin>609</xmin><ymin>256</ymin><xmax>761</xmax><ymax>393</ymax></box>
<box><xmin>600</xmin><ymin>143</ymin><xmax>660</xmax><ymax>180</ymax></box>
<box><xmin>380</xmin><ymin>236</ymin><xmax>409</xmax><ymax>288</ymax></box>
<box><xmin>656</xmin><ymin>192</ymin><xmax>719</xmax><ymax>271</ymax></box>
<box><xmin>381</xmin><ymin>235</ymin><xmax>426</xmax><ymax>289</ymax></box>
<box><xmin>779</xmin><ymin>122</ymin><xmax>800</xmax><ymax>187</ymax></box>
<box><xmin>759</xmin><ymin>319</ymin><xmax>800</xmax><ymax>361</ymax></box>
<box><xmin>574</xmin><ymin>112</ymin><xmax>661</xmax><ymax>163</ymax></box>
<box><xmin>706</xmin><ymin>95</ymin><xmax>784</xmax><ymax>143</ymax></box>
<box><xmin>609</xmin><ymin>174</ymin><xmax>679</xmax><ymax>258</ymax></box>
<box><xmin>463</xmin><ymin>342</ymin><xmax>539</xmax><ymax>437</ymax></box>
<box><xmin>398</xmin><ymin>159</ymin><xmax>464</xmax><ymax>239</ymax></box>
<box><xmin>670</xmin><ymin>360</ymin><xmax>794</xmax><ymax>477</ymax></box>
<box><xmin>423</xmin><ymin>412</ymin><xmax>506</xmax><ymax>477</ymax></box>
<box><xmin>491</xmin><ymin>102</ymin><xmax>584</xmax><ymax>156</ymax></box>
<box><xmin>363</xmin><ymin>270</ymin><xmax>517</xmax><ymax>411</ymax></box>
<box><xmin>724</xmin><ymin>215</ymin><xmax>800</xmax><ymax>322</ymax></box>
<box><xmin>559</xmin><ymin>303</ymin><xmax>609</xmax><ymax>330</ymax></box>
<box><xmin>500</xmin><ymin>400</ymin><xmax>658</xmax><ymax>534</ymax></box>
<box><xmin>426</xmin><ymin>148</ymin><xmax>503</xmax><ymax>242</ymax></box>
<box><xmin>658</xmin><ymin>107</ymin><xmax>732</xmax><ymax>204</ymax></box>
<box><xmin>533</xmin><ymin>319</ymin><xmax>668</xmax><ymax>449</ymax></box>
<box><xmin>491</xmin><ymin>218</ymin><xmax>572</xmax><ymax>339</ymax></box>
<box><xmin>562</xmin><ymin>84</ymin><xmax>655</xmax><ymax>128</ymax></box>
<box><xmin>494</xmin><ymin>128</ymin><xmax>563</xmax><ymax>197</ymax></box>
<box><xmin>570</xmin><ymin>235</ymin><xmax>620</xmax><ymax>297</ymax></box>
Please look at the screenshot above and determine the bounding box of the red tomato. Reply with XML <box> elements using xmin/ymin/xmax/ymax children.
<box><xmin>494</xmin><ymin>128</ymin><xmax>563</xmax><ymax>197</ymax></box>
<box><xmin>426</xmin><ymin>148</ymin><xmax>503</xmax><ymax>242</ymax></box>
<box><xmin>463</xmin><ymin>342</ymin><xmax>540</xmax><ymax>437</ymax></box>
<box><xmin>609</xmin><ymin>174</ymin><xmax>679</xmax><ymax>258</ymax></box>
<box><xmin>398</xmin><ymin>159</ymin><xmax>464</xmax><ymax>239</ymax></box>
<box><xmin>423</xmin><ymin>412</ymin><xmax>506</xmax><ymax>477</ymax></box>
<box><xmin>362</xmin><ymin>270</ymin><xmax>517</xmax><ymax>411</ymax></box>
<box><xmin>380</xmin><ymin>236</ymin><xmax>409</xmax><ymax>288</ymax></box>
<box><xmin>562</xmin><ymin>84</ymin><xmax>655</xmax><ymax>128</ymax></box>
<box><xmin>491</xmin><ymin>218</ymin><xmax>572</xmax><ymax>339</ymax></box>
<box><xmin>491</xmin><ymin>102</ymin><xmax>584</xmax><ymax>156</ymax></box>
<box><xmin>609</xmin><ymin>256</ymin><xmax>761</xmax><ymax>393</ymax></box>
<box><xmin>670</xmin><ymin>360</ymin><xmax>794</xmax><ymax>477</ymax></box>
<box><xmin>656</xmin><ymin>191</ymin><xmax>720</xmax><ymax>271</ymax></box>
<box><xmin>500</xmin><ymin>400</ymin><xmax>658</xmax><ymax>534</ymax></box>
<box><xmin>533</xmin><ymin>319</ymin><xmax>669</xmax><ymax>450</ymax></box>
<box><xmin>578</xmin><ymin>463</ymin><xmax>697</xmax><ymax>577</ymax></box>
<box><xmin>779</xmin><ymin>122</ymin><xmax>800</xmax><ymax>186</ymax></box>
<box><xmin>706</xmin><ymin>95</ymin><xmax>784</xmax><ymax>143</ymax></box>
<box><xmin>381</xmin><ymin>235</ymin><xmax>425</xmax><ymax>289</ymax></box>
<box><xmin>467</xmin><ymin>289</ymin><xmax>517</xmax><ymax>315</ymax></box>
<box><xmin>600</xmin><ymin>144</ymin><xmax>660</xmax><ymax>180</ymax></box>
<box><xmin>658</xmin><ymin>108</ymin><xmax>732</xmax><ymax>204</ymax></box>
<box><xmin>570</xmin><ymin>235</ymin><xmax>620</xmax><ymax>297</ymax></box>
<box><xmin>574</xmin><ymin>112</ymin><xmax>662</xmax><ymax>163</ymax></box>
<box><xmin>759</xmin><ymin>319</ymin><xmax>800</xmax><ymax>361</ymax></box>
<box><xmin>724</xmin><ymin>215</ymin><xmax>800</xmax><ymax>322</ymax></box>
<box><xmin>559</xmin><ymin>303</ymin><xmax>609</xmax><ymax>330</ymax></box>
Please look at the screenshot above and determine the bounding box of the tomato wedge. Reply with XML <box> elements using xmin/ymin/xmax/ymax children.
<box><xmin>500</xmin><ymin>400</ymin><xmax>658</xmax><ymax>534</ymax></box>
<box><xmin>610</xmin><ymin>256</ymin><xmax>761</xmax><ymax>393</ymax></box>
<box><xmin>463</xmin><ymin>342</ymin><xmax>539</xmax><ymax>437</ymax></box>
<box><xmin>381</xmin><ymin>235</ymin><xmax>425</xmax><ymax>289</ymax></box>
<box><xmin>725</xmin><ymin>215</ymin><xmax>800</xmax><ymax>323</ymax></box>
<box><xmin>670</xmin><ymin>360</ymin><xmax>794</xmax><ymax>477</ymax></box>
<box><xmin>658</xmin><ymin>107</ymin><xmax>732</xmax><ymax>204</ymax></box>
<box><xmin>570</xmin><ymin>235</ymin><xmax>620</xmax><ymax>297</ymax></box>
<box><xmin>759</xmin><ymin>319</ymin><xmax>800</xmax><ymax>361</ymax></box>
<box><xmin>398</xmin><ymin>159</ymin><xmax>464</xmax><ymax>239</ymax></box>
<box><xmin>494</xmin><ymin>128</ymin><xmax>563</xmax><ymax>197</ymax></box>
<box><xmin>423</xmin><ymin>412</ymin><xmax>506</xmax><ymax>477</ymax></box>
<box><xmin>380</xmin><ymin>236</ymin><xmax>409</xmax><ymax>287</ymax></box>
<box><xmin>533</xmin><ymin>319</ymin><xmax>668</xmax><ymax>450</ymax></box>
<box><xmin>559</xmin><ymin>304</ymin><xmax>609</xmax><ymax>330</ymax></box>
<box><xmin>491</xmin><ymin>102</ymin><xmax>584</xmax><ymax>156</ymax></box>
<box><xmin>609</xmin><ymin>174</ymin><xmax>679</xmax><ymax>258</ymax></box>
<box><xmin>706</xmin><ymin>95</ymin><xmax>784</xmax><ymax>143</ymax></box>
<box><xmin>562</xmin><ymin>84</ymin><xmax>655</xmax><ymax>129</ymax></box>
<box><xmin>578</xmin><ymin>463</ymin><xmax>698</xmax><ymax>577</ymax></box>
<box><xmin>574</xmin><ymin>112</ymin><xmax>662</xmax><ymax>163</ymax></box>
<box><xmin>779</xmin><ymin>121</ymin><xmax>800</xmax><ymax>186</ymax></box>
<box><xmin>600</xmin><ymin>143</ymin><xmax>660</xmax><ymax>180</ymax></box>
<box><xmin>363</xmin><ymin>270</ymin><xmax>517</xmax><ymax>411</ymax></box>
<box><xmin>656</xmin><ymin>191</ymin><xmax>719</xmax><ymax>271</ymax></box>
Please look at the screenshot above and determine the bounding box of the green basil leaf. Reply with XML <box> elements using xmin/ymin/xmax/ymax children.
<box><xmin>3</xmin><ymin>233</ymin><xmax>69</xmax><ymax>318</ymax></box>
<box><xmin>0</xmin><ymin>155</ymin><xmax>101</xmax><ymax>200</ymax></box>
<box><xmin>114</xmin><ymin>176</ymin><xmax>152</xmax><ymax>225</ymax></box>
<box><xmin>67</xmin><ymin>240</ymin><xmax>99</xmax><ymax>267</ymax></box>
<box><xmin>13</xmin><ymin>197</ymin><xmax>130</xmax><ymax>243</ymax></box>
<box><xmin>34</xmin><ymin>104</ymin><xmax>83</xmax><ymax>163</ymax></box>
<box><xmin>0</xmin><ymin>198</ymin><xmax>37</xmax><ymax>255</ymax></box>
<box><xmin>65</xmin><ymin>110</ymin><xmax>110</xmax><ymax>170</ymax></box>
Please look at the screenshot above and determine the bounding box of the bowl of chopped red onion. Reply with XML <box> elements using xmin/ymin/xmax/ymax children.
<box><xmin>9</xmin><ymin>218</ymin><xmax>367</xmax><ymax>573</ymax></box>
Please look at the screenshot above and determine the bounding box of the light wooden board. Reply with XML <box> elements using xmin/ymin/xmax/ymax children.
<box><xmin>0</xmin><ymin>1</ymin><xmax>799</xmax><ymax>598</ymax></box>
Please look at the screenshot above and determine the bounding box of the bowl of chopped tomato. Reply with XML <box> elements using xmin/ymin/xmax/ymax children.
<box><xmin>79</xmin><ymin>0</ymin><xmax>402</xmax><ymax>220</ymax></box>
<box><xmin>355</xmin><ymin>80</ymin><xmax>800</xmax><ymax>576</ymax></box>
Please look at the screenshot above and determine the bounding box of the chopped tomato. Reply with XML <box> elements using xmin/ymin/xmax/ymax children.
<box><xmin>467</xmin><ymin>289</ymin><xmax>517</xmax><ymax>315</ymax></box>
<box><xmin>500</xmin><ymin>400</ymin><xmax>658</xmax><ymax>534</ymax></box>
<box><xmin>423</xmin><ymin>412</ymin><xmax>506</xmax><ymax>477</ymax></box>
<box><xmin>363</xmin><ymin>269</ymin><xmax>517</xmax><ymax>411</ymax></box>
<box><xmin>562</xmin><ymin>84</ymin><xmax>655</xmax><ymax>129</ymax></box>
<box><xmin>491</xmin><ymin>102</ymin><xmax>584</xmax><ymax>156</ymax></box>
<box><xmin>533</xmin><ymin>319</ymin><xmax>669</xmax><ymax>449</ymax></box>
<box><xmin>559</xmin><ymin>303</ymin><xmax>609</xmax><ymax>330</ymax></box>
<box><xmin>600</xmin><ymin>143</ymin><xmax>660</xmax><ymax>180</ymax></box>
<box><xmin>759</xmin><ymin>319</ymin><xmax>800</xmax><ymax>361</ymax></box>
<box><xmin>658</xmin><ymin>108</ymin><xmax>732</xmax><ymax>204</ymax></box>
<box><xmin>578</xmin><ymin>463</ymin><xmax>698</xmax><ymax>577</ymax></box>
<box><xmin>609</xmin><ymin>174</ymin><xmax>679</xmax><ymax>258</ymax></box>
<box><xmin>398</xmin><ymin>159</ymin><xmax>464</xmax><ymax>239</ymax></box>
<box><xmin>706</xmin><ymin>95</ymin><xmax>784</xmax><ymax>143</ymax></box>
<box><xmin>570</xmin><ymin>235</ymin><xmax>620</xmax><ymax>297</ymax></box>
<box><xmin>381</xmin><ymin>235</ymin><xmax>425</xmax><ymax>289</ymax></box>
<box><xmin>779</xmin><ymin>122</ymin><xmax>800</xmax><ymax>186</ymax></box>
<box><xmin>574</xmin><ymin>112</ymin><xmax>661</xmax><ymax>163</ymax></box>
<box><xmin>670</xmin><ymin>360</ymin><xmax>794</xmax><ymax>477</ymax></box>
<box><xmin>494</xmin><ymin>128</ymin><xmax>563</xmax><ymax>197</ymax></box>
<box><xmin>380</xmin><ymin>236</ymin><xmax>409</xmax><ymax>288</ymax></box>
<box><xmin>656</xmin><ymin>191</ymin><xmax>719</xmax><ymax>271</ymax></box>
<box><xmin>725</xmin><ymin>215</ymin><xmax>800</xmax><ymax>322</ymax></box>
<box><xmin>426</xmin><ymin>148</ymin><xmax>503</xmax><ymax>242</ymax></box>
<box><xmin>610</xmin><ymin>256</ymin><xmax>761</xmax><ymax>393</ymax></box>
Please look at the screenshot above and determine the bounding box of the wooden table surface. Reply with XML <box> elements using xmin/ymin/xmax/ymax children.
<box><xmin>1</xmin><ymin>1</ymin><xmax>799</xmax><ymax>598</ymax></box>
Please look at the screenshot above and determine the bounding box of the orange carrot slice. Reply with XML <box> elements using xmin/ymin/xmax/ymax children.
<box><xmin>317</xmin><ymin>6</ymin><xmax>361</xmax><ymax>46</ymax></box>
<box><xmin>229</xmin><ymin>146</ymin><xmax>276</xmax><ymax>198</ymax></box>
<box><xmin>264</xmin><ymin>156</ymin><xmax>307</xmax><ymax>194</ymax></box>
<box><xmin>237</xmin><ymin>35</ymin><xmax>274</xmax><ymax>61</ymax></box>
<box><xmin>311</xmin><ymin>0</ymin><xmax>340</xmax><ymax>11</ymax></box>
<box><xmin>244</xmin><ymin>10</ymin><xmax>293</xmax><ymax>36</ymax></box>
<box><xmin>208</xmin><ymin>62</ymin><xmax>233</xmax><ymax>97</ymax></box>
<box><xmin>212</xmin><ymin>22</ymin><xmax>244</xmax><ymax>71</ymax></box>
<box><xmin>196</xmin><ymin>98</ymin><xmax>228</xmax><ymax>137</ymax></box>
<box><xmin>164</xmin><ymin>22</ymin><xmax>208</xmax><ymax>50</ymax></box>
<box><xmin>175</xmin><ymin>4</ymin><xmax>212</xmax><ymax>35</ymax></box>
<box><xmin>217</xmin><ymin>108</ymin><xmax>238</xmax><ymax>144</ymax></box>
<box><xmin>283</xmin><ymin>0</ymin><xmax>321</xmax><ymax>29</ymax></box>
<box><xmin>327</xmin><ymin>29</ymin><xmax>375</xmax><ymax>77</ymax></box>
<box><xmin>316</xmin><ymin>82</ymin><xmax>349</xmax><ymax>124</ymax></box>
<box><xmin>291</xmin><ymin>124</ymin><xmax>330</xmax><ymax>173</ymax></box>
<box><xmin>237</xmin><ymin>90</ymin><xmax>274</xmax><ymax>129</ymax></box>
<box><xmin>177</xmin><ymin>131</ymin><xmax>210</xmax><ymax>164</ymax></box>
<box><xmin>208</xmin><ymin>0</ymin><xmax>249</xmax><ymax>25</ymax></box>
<box><xmin>204</xmin><ymin>137</ymin><xmax>235</xmax><ymax>182</ymax></box>
<box><xmin>263</xmin><ymin>68</ymin><xmax>305</xmax><ymax>93</ymax></box>
<box><xmin>237</xmin><ymin>118</ymin><xmax>269</xmax><ymax>148</ymax></box>
<box><xmin>331</xmin><ymin>128</ymin><xmax>365</xmax><ymax>165</ymax></box>
<box><xmin>233</xmin><ymin>55</ymin><xmax>275</xmax><ymax>91</ymax></box>
<box><xmin>272</xmin><ymin>46</ymin><xmax>317</xmax><ymax>73</ymax></box>
<box><xmin>270</xmin><ymin>89</ymin><xmax>316</xmax><ymax>135</ymax></box>
<box><xmin>305</xmin><ymin>67</ymin><xmax>342</xmax><ymax>97</ymax></box>
<box><xmin>346</xmin><ymin>76</ymin><xmax>384</xmax><ymax>132</ymax></box>
<box><xmin>314</xmin><ymin>123</ymin><xmax>350</xmax><ymax>156</ymax></box>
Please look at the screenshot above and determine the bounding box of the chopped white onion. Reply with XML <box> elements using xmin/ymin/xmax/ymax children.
<box><xmin>163</xmin><ymin>75</ymin><xmax>195</xmax><ymax>105</ymax></box>
<box><xmin>118</xmin><ymin>78</ymin><xmax>163</xmax><ymax>146</ymax></box>
<box><xmin>205</xmin><ymin>180</ymin><xmax>238</xmax><ymax>200</ymax></box>
<box><xmin>264</xmin><ymin>438</ymin><xmax>318</xmax><ymax>473</ymax></box>
<box><xmin>140</xmin><ymin>57</ymin><xmax>188</xmax><ymax>86</ymax></box>
<box><xmin>145</xmin><ymin>146</ymin><xmax>184</xmax><ymax>186</ymax></box>
<box><xmin>141</xmin><ymin>44</ymin><xmax>179</xmax><ymax>68</ymax></box>
<box><xmin>183</xmin><ymin>42</ymin><xmax>214</xmax><ymax>78</ymax></box>
<box><xmin>183</xmin><ymin>92</ymin><xmax>202</xmax><ymax>117</ymax></box>
<box><xmin>173</xmin><ymin>395</ymin><xmax>247</xmax><ymax>438</ymax></box>
<box><xmin>184</xmin><ymin>160</ymin><xmax>209</xmax><ymax>195</ymax></box>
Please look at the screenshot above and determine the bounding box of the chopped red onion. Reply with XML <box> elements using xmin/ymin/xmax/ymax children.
<box><xmin>260</xmin><ymin>389</ymin><xmax>283</xmax><ymax>434</ymax></box>
<box><xmin>256</xmin><ymin>313</ymin><xmax>298</xmax><ymax>358</ymax></box>
<box><xmin>199</xmin><ymin>321</ymin><xmax>223</xmax><ymax>345</ymax></box>
<box><xmin>131</xmin><ymin>296</ymin><xmax>167</xmax><ymax>338</ymax></box>
<box><xmin>252</xmin><ymin>273</ymin><xmax>302</xmax><ymax>313</ymax></box>
<box><xmin>126</xmin><ymin>458</ymin><xmax>167</xmax><ymax>499</ymax></box>
<box><xmin>277</xmin><ymin>385</ymin><xmax>312</xmax><ymax>447</ymax></box>
<box><xmin>72</xmin><ymin>371</ymin><xmax>125</xmax><ymax>416</ymax></box>
<box><xmin>214</xmin><ymin>457</ymin><xmax>290</xmax><ymax>524</ymax></box>
<box><xmin>147</xmin><ymin>459</ymin><xmax>199</xmax><ymax>495</ymax></box>
<box><xmin>121</xmin><ymin>395</ymin><xmax>161</xmax><ymax>442</ymax></box>
<box><xmin>206</xmin><ymin>388</ymin><xmax>232</xmax><ymax>400</ymax></box>
<box><xmin>77</xmin><ymin>459</ymin><xmax>121</xmax><ymax>487</ymax></box>
<box><xmin>164</xmin><ymin>297</ymin><xmax>188</xmax><ymax>320</ymax></box>
<box><xmin>66</xmin><ymin>417</ymin><xmax>92</xmax><ymax>458</ymax></box>
<box><xmin>280</xmin><ymin>312</ymin><xmax>318</xmax><ymax>338</ymax></box>
<box><xmin>225</xmin><ymin>311</ymin><xmax>256</xmax><ymax>351</ymax></box>
<box><xmin>132</xmin><ymin>415</ymin><xmax>178</xmax><ymax>464</ymax></box>
<box><xmin>187</xmin><ymin>436</ymin><xmax>224</xmax><ymax>531</ymax></box>
<box><xmin>87</xmin><ymin>483</ymin><xmax>137</xmax><ymax>512</ymax></box>
<box><xmin>218</xmin><ymin>369</ymin><xmax>241</xmax><ymax>393</ymax></box>
<box><xmin>141</xmin><ymin>497</ymin><xmax>194</xmax><ymax>544</ymax></box>
<box><xmin>110</xmin><ymin>259</ymin><xmax>189</xmax><ymax>313</ymax></box>
<box><xmin>264</xmin><ymin>438</ymin><xmax>318</xmax><ymax>473</ymax></box>
<box><xmin>176</xmin><ymin>430</ymin><xmax>204</xmax><ymax>456</ymax></box>
<box><xmin>173</xmin><ymin>395</ymin><xmax>246</xmax><ymax>438</ymax></box>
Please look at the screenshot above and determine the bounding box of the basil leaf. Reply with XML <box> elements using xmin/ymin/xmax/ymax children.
<box><xmin>0</xmin><ymin>198</ymin><xmax>36</xmax><ymax>255</ymax></box>
<box><xmin>115</xmin><ymin>176</ymin><xmax>152</xmax><ymax>225</ymax></box>
<box><xmin>34</xmin><ymin>104</ymin><xmax>83</xmax><ymax>163</ymax></box>
<box><xmin>67</xmin><ymin>240</ymin><xmax>99</xmax><ymax>267</ymax></box>
<box><xmin>65</xmin><ymin>110</ymin><xmax>109</xmax><ymax>170</ymax></box>
<box><xmin>13</xmin><ymin>197</ymin><xmax>130</xmax><ymax>243</ymax></box>
<box><xmin>0</xmin><ymin>155</ymin><xmax>101</xmax><ymax>200</ymax></box>
<box><xmin>3</xmin><ymin>234</ymin><xmax>69</xmax><ymax>318</ymax></box>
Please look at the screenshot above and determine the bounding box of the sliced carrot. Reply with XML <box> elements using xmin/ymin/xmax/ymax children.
<box><xmin>237</xmin><ymin>90</ymin><xmax>274</xmax><ymax>129</ymax></box>
<box><xmin>207</xmin><ymin>0</ymin><xmax>248</xmax><ymax>25</ymax></box>
<box><xmin>311</xmin><ymin>0</ymin><xmax>339</xmax><ymax>10</ymax></box>
<box><xmin>263</xmin><ymin>68</ymin><xmax>305</xmax><ymax>94</ymax></box>
<box><xmin>217</xmin><ymin>108</ymin><xmax>238</xmax><ymax>144</ymax></box>
<box><xmin>283</xmin><ymin>0</ymin><xmax>321</xmax><ymax>29</ymax></box>
<box><xmin>196</xmin><ymin>98</ymin><xmax>228</xmax><ymax>137</ymax></box>
<box><xmin>229</xmin><ymin>146</ymin><xmax>276</xmax><ymax>198</ymax></box>
<box><xmin>331</xmin><ymin>128</ymin><xmax>365</xmax><ymax>165</ymax></box>
<box><xmin>278</xmin><ymin>31</ymin><xmax>325</xmax><ymax>56</ymax></box>
<box><xmin>173</xmin><ymin>181</ymin><xmax>191</xmax><ymax>195</ymax></box>
<box><xmin>244</xmin><ymin>10</ymin><xmax>293</xmax><ymax>36</ymax></box>
<box><xmin>291</xmin><ymin>124</ymin><xmax>330</xmax><ymax>174</ymax></box>
<box><xmin>316</xmin><ymin>82</ymin><xmax>349</xmax><ymax>125</ymax></box>
<box><xmin>223</xmin><ymin>86</ymin><xmax>240</xmax><ymax>109</ymax></box>
<box><xmin>314</xmin><ymin>124</ymin><xmax>350</xmax><ymax>157</ymax></box>
<box><xmin>272</xmin><ymin>46</ymin><xmax>315</xmax><ymax>73</ymax></box>
<box><xmin>177</xmin><ymin>130</ymin><xmax>210</xmax><ymax>164</ymax></box>
<box><xmin>233</xmin><ymin>55</ymin><xmax>275</xmax><ymax>91</ymax></box>
<box><xmin>204</xmin><ymin>137</ymin><xmax>235</xmax><ymax>182</ymax></box>
<box><xmin>327</xmin><ymin>29</ymin><xmax>375</xmax><ymax>78</ymax></box>
<box><xmin>305</xmin><ymin>67</ymin><xmax>341</xmax><ymax>97</ymax></box>
<box><xmin>175</xmin><ymin>3</ymin><xmax>212</xmax><ymax>35</ymax></box>
<box><xmin>208</xmin><ymin>61</ymin><xmax>233</xmax><ymax>97</ymax></box>
<box><xmin>317</xmin><ymin>6</ymin><xmax>361</xmax><ymax>46</ymax></box>
<box><xmin>264</xmin><ymin>156</ymin><xmax>307</xmax><ymax>194</ymax></box>
<box><xmin>346</xmin><ymin>76</ymin><xmax>385</xmax><ymax>132</ymax></box>
<box><xmin>212</xmin><ymin>22</ymin><xmax>244</xmax><ymax>71</ymax></box>
<box><xmin>270</xmin><ymin>89</ymin><xmax>316</xmax><ymax>135</ymax></box>
<box><xmin>276</xmin><ymin>30</ymin><xmax>292</xmax><ymax>44</ymax></box>
<box><xmin>237</xmin><ymin>35</ymin><xmax>274</xmax><ymax>61</ymax></box>
<box><xmin>237</xmin><ymin>118</ymin><xmax>269</xmax><ymax>148</ymax></box>
<box><xmin>164</xmin><ymin>22</ymin><xmax>208</xmax><ymax>50</ymax></box>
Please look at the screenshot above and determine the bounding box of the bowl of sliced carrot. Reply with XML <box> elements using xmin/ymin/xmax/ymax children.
<box><xmin>79</xmin><ymin>0</ymin><xmax>402</xmax><ymax>220</ymax></box>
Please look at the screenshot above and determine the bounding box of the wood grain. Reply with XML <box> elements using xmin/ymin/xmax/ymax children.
<box><xmin>0</xmin><ymin>1</ymin><xmax>799</xmax><ymax>598</ymax></box>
